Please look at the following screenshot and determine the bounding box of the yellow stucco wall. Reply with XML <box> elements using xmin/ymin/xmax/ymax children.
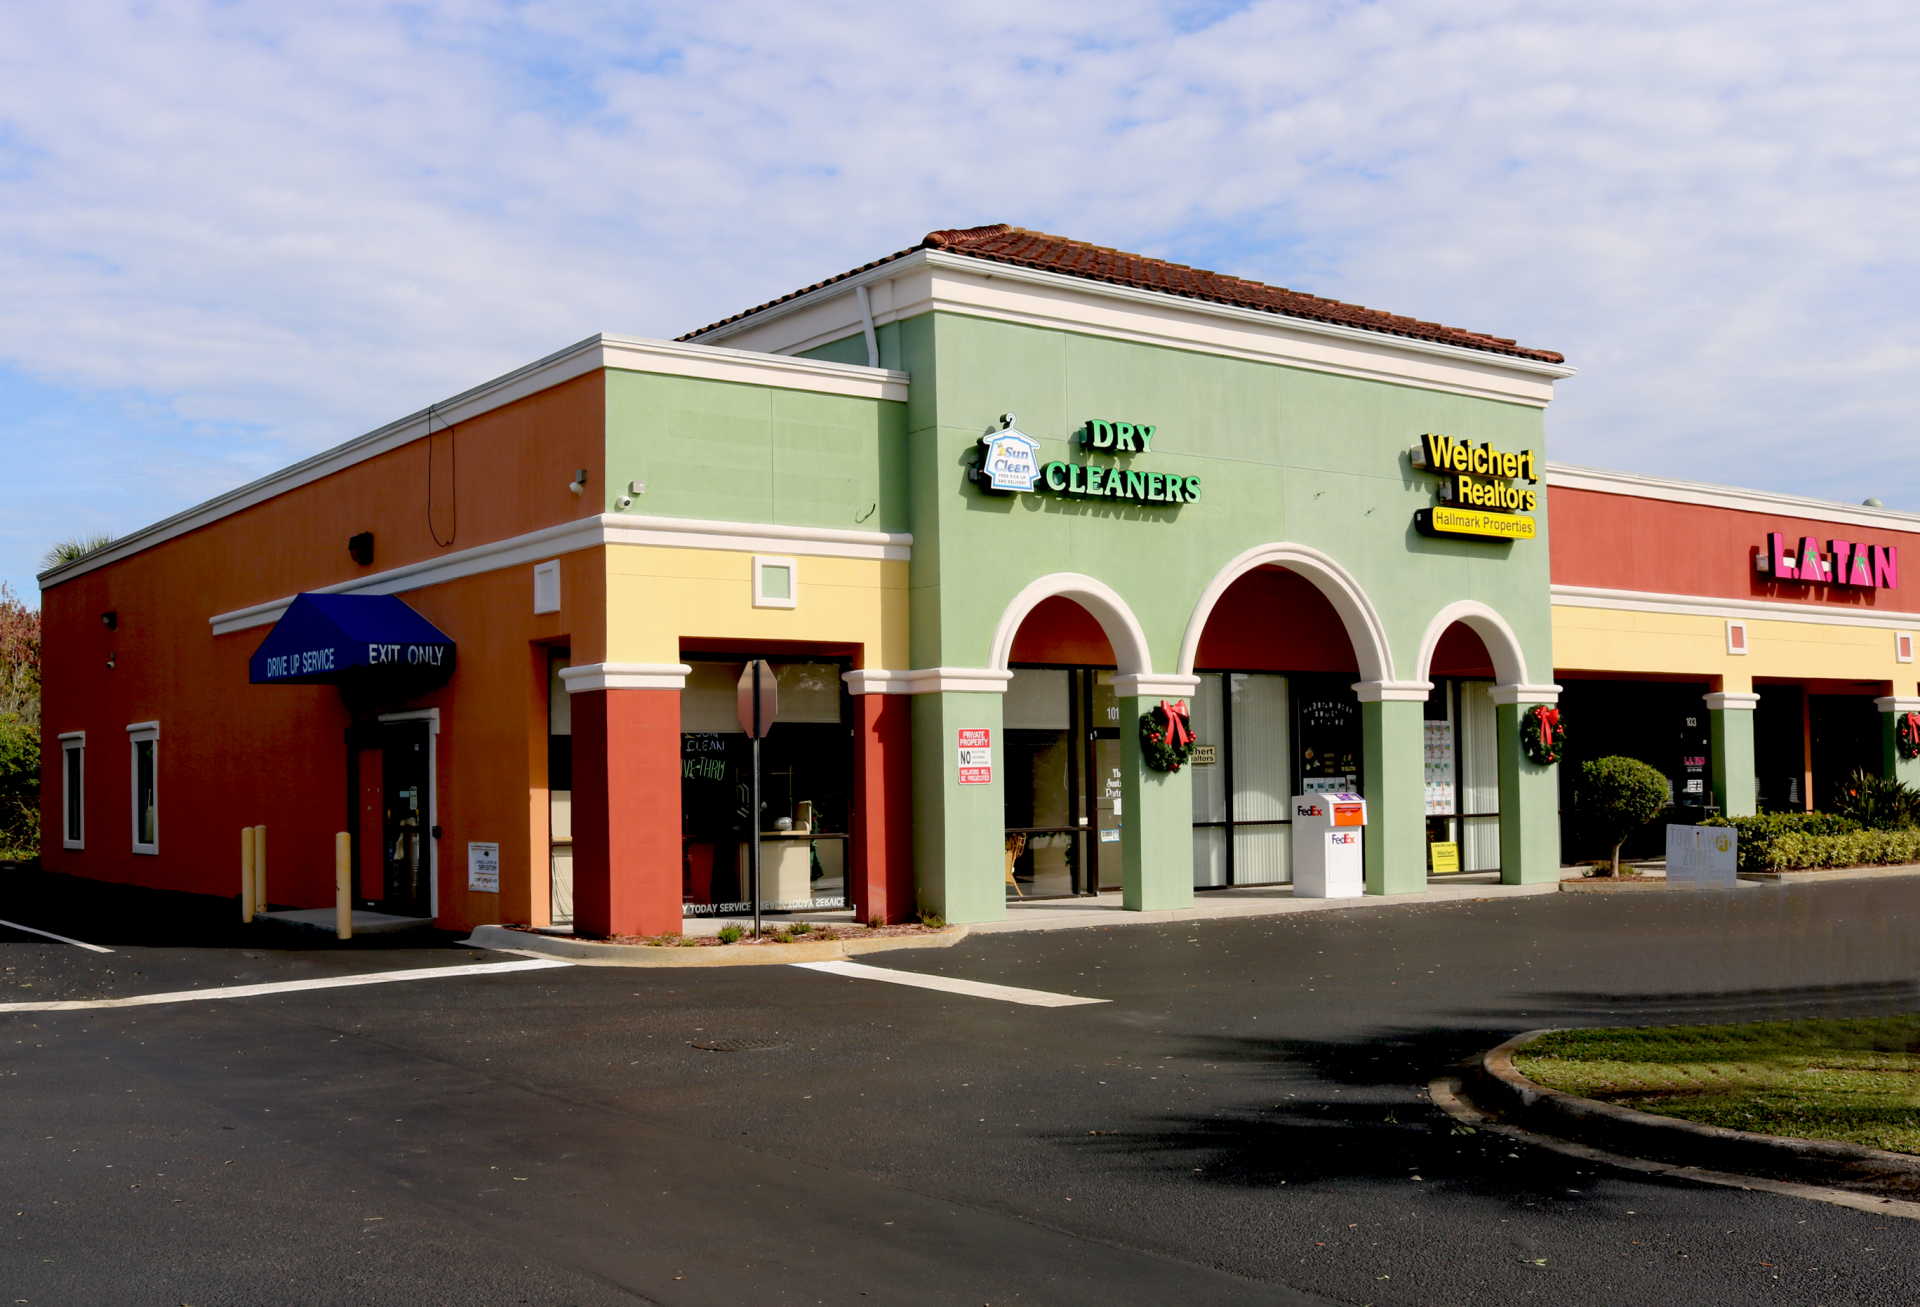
<box><xmin>604</xmin><ymin>544</ymin><xmax>909</xmax><ymax>665</ymax></box>
<box><xmin>1553</xmin><ymin>604</ymin><xmax>1918</xmax><ymax>694</ymax></box>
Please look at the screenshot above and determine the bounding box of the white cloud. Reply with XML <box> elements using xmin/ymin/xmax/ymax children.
<box><xmin>4</xmin><ymin>0</ymin><xmax>1920</xmax><ymax>591</ymax></box>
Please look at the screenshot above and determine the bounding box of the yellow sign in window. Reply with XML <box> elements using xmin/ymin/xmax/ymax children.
<box><xmin>1429</xmin><ymin>840</ymin><xmax>1461</xmax><ymax>874</ymax></box>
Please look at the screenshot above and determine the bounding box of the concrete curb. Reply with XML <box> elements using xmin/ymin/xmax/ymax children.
<box><xmin>461</xmin><ymin>922</ymin><xmax>969</xmax><ymax>967</ymax></box>
<box><xmin>1737</xmin><ymin>862</ymin><xmax>1920</xmax><ymax>885</ymax></box>
<box><xmin>1462</xmin><ymin>1029</ymin><xmax>1920</xmax><ymax>1196</ymax></box>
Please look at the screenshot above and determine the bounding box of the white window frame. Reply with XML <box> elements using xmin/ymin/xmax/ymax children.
<box><xmin>753</xmin><ymin>556</ymin><xmax>798</xmax><ymax>610</ymax></box>
<box><xmin>532</xmin><ymin>559</ymin><xmax>561</xmax><ymax>614</ymax></box>
<box><xmin>127</xmin><ymin>721</ymin><xmax>159</xmax><ymax>855</ymax></box>
<box><xmin>58</xmin><ymin>732</ymin><xmax>84</xmax><ymax>850</ymax></box>
<box><xmin>1898</xmin><ymin>631</ymin><xmax>1914</xmax><ymax>664</ymax></box>
<box><xmin>1725</xmin><ymin>620</ymin><xmax>1748</xmax><ymax>655</ymax></box>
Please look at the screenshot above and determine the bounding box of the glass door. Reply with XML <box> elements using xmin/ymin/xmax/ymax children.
<box><xmin>380</xmin><ymin>720</ymin><xmax>433</xmax><ymax>916</ymax></box>
<box><xmin>1190</xmin><ymin>671</ymin><xmax>1294</xmax><ymax>888</ymax></box>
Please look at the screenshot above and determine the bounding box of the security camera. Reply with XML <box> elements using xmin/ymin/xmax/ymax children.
<box><xmin>616</xmin><ymin>495</ymin><xmax>633</xmax><ymax>509</ymax></box>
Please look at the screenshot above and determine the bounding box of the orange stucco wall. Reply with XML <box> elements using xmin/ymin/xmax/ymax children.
<box><xmin>38</xmin><ymin>373</ymin><xmax>606</xmax><ymax>931</ymax></box>
<box><xmin>1549</xmin><ymin>485</ymin><xmax>1920</xmax><ymax>611</ymax></box>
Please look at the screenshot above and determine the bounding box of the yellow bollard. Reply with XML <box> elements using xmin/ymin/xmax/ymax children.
<box><xmin>335</xmin><ymin>832</ymin><xmax>352</xmax><ymax>940</ymax></box>
<box><xmin>253</xmin><ymin>825</ymin><xmax>267</xmax><ymax>912</ymax></box>
<box><xmin>240</xmin><ymin>827</ymin><xmax>255</xmax><ymax>922</ymax></box>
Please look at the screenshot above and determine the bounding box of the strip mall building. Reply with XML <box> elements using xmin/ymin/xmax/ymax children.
<box><xmin>36</xmin><ymin>226</ymin><xmax>1920</xmax><ymax>934</ymax></box>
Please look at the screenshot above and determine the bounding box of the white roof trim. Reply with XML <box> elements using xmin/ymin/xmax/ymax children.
<box><xmin>1547</xmin><ymin>462</ymin><xmax>1920</xmax><ymax>531</ymax></box>
<box><xmin>1552</xmin><ymin>583</ymin><xmax>1920</xmax><ymax>632</ymax></box>
<box><xmin>207</xmin><ymin>513</ymin><xmax>911</xmax><ymax>636</ymax></box>
<box><xmin>690</xmin><ymin>247</ymin><xmax>1575</xmax><ymax>390</ymax></box>
<box><xmin>39</xmin><ymin>334</ymin><xmax>908</xmax><ymax>591</ymax></box>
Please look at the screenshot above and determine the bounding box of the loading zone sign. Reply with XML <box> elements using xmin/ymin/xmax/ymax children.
<box><xmin>957</xmin><ymin>728</ymin><xmax>993</xmax><ymax>785</ymax></box>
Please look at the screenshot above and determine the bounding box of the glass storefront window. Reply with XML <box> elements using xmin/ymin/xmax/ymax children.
<box><xmin>1424</xmin><ymin>679</ymin><xmax>1500</xmax><ymax>873</ymax></box>
<box><xmin>679</xmin><ymin>658</ymin><xmax>850</xmax><ymax>917</ymax></box>
<box><xmin>1003</xmin><ymin>666</ymin><xmax>1126</xmax><ymax>899</ymax></box>
<box><xmin>1190</xmin><ymin>671</ymin><xmax>1298</xmax><ymax>887</ymax></box>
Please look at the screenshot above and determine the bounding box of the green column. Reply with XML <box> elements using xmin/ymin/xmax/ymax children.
<box><xmin>1360</xmin><ymin>696</ymin><xmax>1425</xmax><ymax>895</ymax></box>
<box><xmin>1119</xmin><ymin>696</ymin><xmax>1194</xmax><ymax>912</ymax></box>
<box><xmin>1496</xmin><ymin>697</ymin><xmax>1563</xmax><ymax>884</ymax></box>
<box><xmin>910</xmin><ymin>690</ymin><xmax>1006</xmax><ymax>925</ymax></box>
<box><xmin>1876</xmin><ymin>697</ymin><xmax>1920</xmax><ymax>789</ymax></box>
<box><xmin>1706</xmin><ymin>691</ymin><xmax>1759</xmax><ymax>817</ymax></box>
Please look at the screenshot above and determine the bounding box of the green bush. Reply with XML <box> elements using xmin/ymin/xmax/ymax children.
<box><xmin>1575</xmin><ymin>756</ymin><xmax>1671</xmax><ymax>875</ymax></box>
<box><xmin>716</xmin><ymin>924</ymin><xmax>744</xmax><ymax>944</ymax></box>
<box><xmin>1702</xmin><ymin>812</ymin><xmax>1920</xmax><ymax>870</ymax></box>
<box><xmin>1833</xmin><ymin>768</ymin><xmax>1920</xmax><ymax>829</ymax></box>
<box><xmin>1749</xmin><ymin>828</ymin><xmax>1920</xmax><ymax>872</ymax></box>
<box><xmin>0</xmin><ymin>713</ymin><xmax>38</xmax><ymax>858</ymax></box>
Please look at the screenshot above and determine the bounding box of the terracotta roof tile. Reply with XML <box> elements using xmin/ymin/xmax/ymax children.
<box><xmin>679</xmin><ymin>224</ymin><xmax>1563</xmax><ymax>364</ymax></box>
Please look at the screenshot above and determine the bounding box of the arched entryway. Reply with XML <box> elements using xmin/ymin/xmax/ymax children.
<box><xmin>1183</xmin><ymin>565</ymin><xmax>1365</xmax><ymax>889</ymax></box>
<box><xmin>999</xmin><ymin>596</ymin><xmax>1126</xmax><ymax>898</ymax></box>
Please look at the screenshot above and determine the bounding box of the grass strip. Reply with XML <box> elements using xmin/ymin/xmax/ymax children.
<box><xmin>1514</xmin><ymin>1014</ymin><xmax>1920</xmax><ymax>1155</ymax></box>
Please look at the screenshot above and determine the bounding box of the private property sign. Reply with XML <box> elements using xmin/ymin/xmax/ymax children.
<box><xmin>957</xmin><ymin>728</ymin><xmax>993</xmax><ymax>785</ymax></box>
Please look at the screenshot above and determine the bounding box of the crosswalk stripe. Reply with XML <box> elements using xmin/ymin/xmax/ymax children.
<box><xmin>791</xmin><ymin>959</ymin><xmax>1106</xmax><ymax>1007</ymax></box>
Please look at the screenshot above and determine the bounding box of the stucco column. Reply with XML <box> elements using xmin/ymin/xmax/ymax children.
<box><xmin>1875</xmin><ymin>696</ymin><xmax>1920</xmax><ymax>789</ymax></box>
<box><xmin>1491</xmin><ymin>683</ymin><xmax>1563</xmax><ymax>885</ymax></box>
<box><xmin>1705</xmin><ymin>691</ymin><xmax>1760</xmax><ymax>817</ymax></box>
<box><xmin>1356</xmin><ymin>682</ymin><xmax>1428</xmax><ymax>895</ymax></box>
<box><xmin>1116</xmin><ymin>681</ymin><xmax>1199</xmax><ymax>912</ymax></box>
<box><xmin>909</xmin><ymin>675</ymin><xmax>1008</xmax><ymax>925</ymax></box>
<box><xmin>561</xmin><ymin>664</ymin><xmax>689</xmax><ymax>938</ymax></box>
<box><xmin>849</xmin><ymin>690</ymin><xmax>915</xmax><ymax>925</ymax></box>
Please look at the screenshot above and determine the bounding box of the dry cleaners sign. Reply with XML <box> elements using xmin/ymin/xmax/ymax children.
<box><xmin>973</xmin><ymin>414</ymin><xmax>1202</xmax><ymax>505</ymax></box>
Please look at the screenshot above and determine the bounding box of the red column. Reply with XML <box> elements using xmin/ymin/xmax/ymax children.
<box><xmin>571</xmin><ymin>688</ymin><xmax>683</xmax><ymax>937</ymax></box>
<box><xmin>852</xmin><ymin>694</ymin><xmax>915</xmax><ymax>924</ymax></box>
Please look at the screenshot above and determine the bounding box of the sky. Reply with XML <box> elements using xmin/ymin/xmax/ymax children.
<box><xmin>4</xmin><ymin>0</ymin><xmax>1920</xmax><ymax>601</ymax></box>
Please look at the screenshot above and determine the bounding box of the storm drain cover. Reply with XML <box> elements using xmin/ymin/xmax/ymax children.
<box><xmin>689</xmin><ymin>1037</ymin><xmax>788</xmax><ymax>1053</ymax></box>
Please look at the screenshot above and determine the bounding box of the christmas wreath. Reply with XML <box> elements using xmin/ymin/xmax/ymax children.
<box><xmin>1898</xmin><ymin>711</ymin><xmax>1920</xmax><ymax>761</ymax></box>
<box><xmin>1521</xmin><ymin>704</ymin><xmax>1565</xmax><ymax>766</ymax></box>
<box><xmin>1140</xmin><ymin>699</ymin><xmax>1197</xmax><ymax>773</ymax></box>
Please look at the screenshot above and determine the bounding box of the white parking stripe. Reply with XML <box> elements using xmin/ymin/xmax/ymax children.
<box><xmin>791</xmin><ymin>960</ymin><xmax>1107</xmax><ymax>1007</ymax></box>
<box><xmin>0</xmin><ymin>918</ymin><xmax>113</xmax><ymax>954</ymax></box>
<box><xmin>0</xmin><ymin>957</ymin><xmax>571</xmax><ymax>1013</ymax></box>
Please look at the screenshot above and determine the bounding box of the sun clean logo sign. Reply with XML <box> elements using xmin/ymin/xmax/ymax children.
<box><xmin>978</xmin><ymin>420</ymin><xmax>1040</xmax><ymax>492</ymax></box>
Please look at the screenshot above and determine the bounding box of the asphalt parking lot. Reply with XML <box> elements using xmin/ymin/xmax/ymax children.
<box><xmin>3</xmin><ymin>871</ymin><xmax>1918</xmax><ymax>1305</ymax></box>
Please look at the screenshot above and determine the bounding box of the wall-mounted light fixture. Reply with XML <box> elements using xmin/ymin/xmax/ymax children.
<box><xmin>101</xmin><ymin>611</ymin><xmax>117</xmax><ymax>631</ymax></box>
<box><xmin>348</xmin><ymin>532</ymin><xmax>375</xmax><ymax>566</ymax></box>
<box><xmin>567</xmin><ymin>468</ymin><xmax>589</xmax><ymax>496</ymax></box>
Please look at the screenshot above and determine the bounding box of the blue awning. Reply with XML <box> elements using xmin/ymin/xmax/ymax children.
<box><xmin>249</xmin><ymin>593</ymin><xmax>456</xmax><ymax>688</ymax></box>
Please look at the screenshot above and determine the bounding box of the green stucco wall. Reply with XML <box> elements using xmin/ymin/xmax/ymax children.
<box><xmin>603</xmin><ymin>368</ymin><xmax>908</xmax><ymax>533</ymax></box>
<box><xmin>814</xmin><ymin>310</ymin><xmax>1562</xmax><ymax>919</ymax></box>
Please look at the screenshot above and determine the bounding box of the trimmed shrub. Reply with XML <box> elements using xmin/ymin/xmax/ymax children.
<box><xmin>1575</xmin><ymin>756</ymin><xmax>1671</xmax><ymax>875</ymax></box>
<box><xmin>1703</xmin><ymin>812</ymin><xmax>1920</xmax><ymax>870</ymax></box>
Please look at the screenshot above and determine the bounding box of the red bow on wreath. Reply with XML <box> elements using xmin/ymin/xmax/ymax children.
<box><xmin>1155</xmin><ymin>700</ymin><xmax>1193</xmax><ymax>748</ymax></box>
<box><xmin>1536</xmin><ymin>706</ymin><xmax>1561</xmax><ymax>751</ymax></box>
<box><xmin>1907</xmin><ymin>711</ymin><xmax>1919</xmax><ymax>740</ymax></box>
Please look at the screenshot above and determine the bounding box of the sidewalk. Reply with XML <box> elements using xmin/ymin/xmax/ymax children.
<box><xmin>671</xmin><ymin>872</ymin><xmax>1558</xmax><ymax>937</ymax></box>
<box><xmin>974</xmin><ymin>872</ymin><xmax>1560</xmax><ymax>933</ymax></box>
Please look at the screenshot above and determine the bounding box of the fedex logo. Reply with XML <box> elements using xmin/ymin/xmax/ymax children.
<box><xmin>1295</xmin><ymin>803</ymin><xmax>1322</xmax><ymax>819</ymax></box>
<box><xmin>1331</xmin><ymin>833</ymin><xmax>1359</xmax><ymax>846</ymax></box>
